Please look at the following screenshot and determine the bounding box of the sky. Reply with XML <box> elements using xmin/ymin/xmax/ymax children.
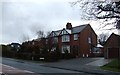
<box><xmin>0</xmin><ymin>0</ymin><xmax>118</xmax><ymax>44</ymax></box>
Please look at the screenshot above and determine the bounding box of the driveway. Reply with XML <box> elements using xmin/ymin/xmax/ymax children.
<box><xmin>42</xmin><ymin>57</ymin><xmax>119</xmax><ymax>75</ymax></box>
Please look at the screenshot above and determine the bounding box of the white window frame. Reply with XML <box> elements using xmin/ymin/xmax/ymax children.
<box><xmin>88</xmin><ymin>37</ymin><xmax>91</xmax><ymax>44</ymax></box>
<box><xmin>62</xmin><ymin>35</ymin><xmax>70</xmax><ymax>42</ymax></box>
<box><xmin>62</xmin><ymin>45</ymin><xmax>70</xmax><ymax>53</ymax></box>
<box><xmin>74</xmin><ymin>34</ymin><xmax>78</xmax><ymax>40</ymax></box>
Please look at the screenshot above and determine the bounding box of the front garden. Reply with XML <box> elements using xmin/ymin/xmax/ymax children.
<box><xmin>101</xmin><ymin>59</ymin><xmax>120</xmax><ymax>72</ymax></box>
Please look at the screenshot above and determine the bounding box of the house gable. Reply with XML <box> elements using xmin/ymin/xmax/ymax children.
<box><xmin>104</xmin><ymin>33</ymin><xmax>120</xmax><ymax>58</ymax></box>
<box><xmin>49</xmin><ymin>31</ymin><xmax>57</xmax><ymax>37</ymax></box>
<box><xmin>59</xmin><ymin>29</ymin><xmax>71</xmax><ymax>35</ymax></box>
<box><xmin>104</xmin><ymin>33</ymin><xmax>120</xmax><ymax>47</ymax></box>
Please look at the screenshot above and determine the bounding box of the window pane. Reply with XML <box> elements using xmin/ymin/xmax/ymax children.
<box><xmin>62</xmin><ymin>45</ymin><xmax>70</xmax><ymax>53</ymax></box>
<box><xmin>53</xmin><ymin>37</ymin><xmax>58</xmax><ymax>43</ymax></box>
<box><xmin>74</xmin><ymin>34</ymin><xmax>78</xmax><ymax>40</ymax></box>
<box><xmin>88</xmin><ymin>37</ymin><xmax>91</xmax><ymax>44</ymax></box>
<box><xmin>62</xmin><ymin>35</ymin><xmax>70</xmax><ymax>42</ymax></box>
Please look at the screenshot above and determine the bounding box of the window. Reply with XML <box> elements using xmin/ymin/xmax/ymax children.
<box><xmin>74</xmin><ymin>34</ymin><xmax>78</xmax><ymax>40</ymax></box>
<box><xmin>88</xmin><ymin>37</ymin><xmax>91</xmax><ymax>44</ymax></box>
<box><xmin>11</xmin><ymin>45</ymin><xmax>14</xmax><ymax>47</ymax></box>
<box><xmin>93</xmin><ymin>47</ymin><xmax>101</xmax><ymax>53</ymax></box>
<box><xmin>46</xmin><ymin>39</ymin><xmax>48</xmax><ymax>44</ymax></box>
<box><xmin>62</xmin><ymin>35</ymin><xmax>70</xmax><ymax>42</ymax></box>
<box><xmin>32</xmin><ymin>42</ymin><xmax>35</xmax><ymax>45</ymax></box>
<box><xmin>53</xmin><ymin>37</ymin><xmax>58</xmax><ymax>43</ymax></box>
<box><xmin>51</xmin><ymin>47</ymin><xmax>56</xmax><ymax>52</ymax></box>
<box><xmin>17</xmin><ymin>45</ymin><xmax>20</xmax><ymax>48</ymax></box>
<box><xmin>62</xmin><ymin>45</ymin><xmax>70</xmax><ymax>53</ymax></box>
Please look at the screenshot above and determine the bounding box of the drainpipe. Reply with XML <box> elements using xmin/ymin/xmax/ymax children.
<box><xmin>78</xmin><ymin>33</ymin><xmax>81</xmax><ymax>57</ymax></box>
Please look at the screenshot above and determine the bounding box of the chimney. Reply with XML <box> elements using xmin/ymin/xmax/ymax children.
<box><xmin>116</xmin><ymin>20</ymin><xmax>120</xmax><ymax>35</ymax></box>
<box><xmin>66</xmin><ymin>22</ymin><xmax>72</xmax><ymax>29</ymax></box>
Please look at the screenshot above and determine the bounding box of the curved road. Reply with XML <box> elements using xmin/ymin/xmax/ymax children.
<box><xmin>2</xmin><ymin>58</ymin><xmax>90</xmax><ymax>75</ymax></box>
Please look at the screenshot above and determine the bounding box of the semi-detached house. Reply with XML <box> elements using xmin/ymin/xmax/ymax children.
<box><xmin>48</xmin><ymin>23</ymin><xmax>97</xmax><ymax>57</ymax></box>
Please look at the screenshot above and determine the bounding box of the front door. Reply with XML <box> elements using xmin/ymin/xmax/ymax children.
<box><xmin>73</xmin><ymin>45</ymin><xmax>79</xmax><ymax>57</ymax></box>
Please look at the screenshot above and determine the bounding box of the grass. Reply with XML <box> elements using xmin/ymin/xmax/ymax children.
<box><xmin>101</xmin><ymin>59</ymin><xmax>120</xmax><ymax>72</ymax></box>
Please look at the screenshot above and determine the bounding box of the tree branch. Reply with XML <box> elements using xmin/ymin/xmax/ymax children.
<box><xmin>96</xmin><ymin>16</ymin><xmax>120</xmax><ymax>19</ymax></box>
<box><xmin>97</xmin><ymin>5</ymin><xmax>120</xmax><ymax>14</ymax></box>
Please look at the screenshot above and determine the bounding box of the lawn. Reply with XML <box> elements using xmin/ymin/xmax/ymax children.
<box><xmin>101</xmin><ymin>59</ymin><xmax>120</xmax><ymax>72</ymax></box>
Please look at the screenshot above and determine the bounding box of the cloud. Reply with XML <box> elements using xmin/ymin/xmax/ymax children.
<box><xmin>2</xmin><ymin>0</ymin><xmax>115</xmax><ymax>44</ymax></box>
<box><xmin>1</xmin><ymin>0</ymin><xmax>82</xmax><ymax>44</ymax></box>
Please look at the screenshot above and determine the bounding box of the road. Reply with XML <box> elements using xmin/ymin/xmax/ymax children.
<box><xmin>2</xmin><ymin>58</ymin><xmax>93</xmax><ymax>75</ymax></box>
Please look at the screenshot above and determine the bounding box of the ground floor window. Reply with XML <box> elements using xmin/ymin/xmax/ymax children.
<box><xmin>62</xmin><ymin>45</ymin><xmax>70</xmax><ymax>53</ymax></box>
<box><xmin>51</xmin><ymin>47</ymin><xmax>56</xmax><ymax>52</ymax></box>
<box><xmin>73</xmin><ymin>45</ymin><xmax>79</xmax><ymax>56</ymax></box>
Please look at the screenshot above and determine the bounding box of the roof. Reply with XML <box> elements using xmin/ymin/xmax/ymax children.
<box><xmin>96</xmin><ymin>44</ymin><xmax>103</xmax><ymax>47</ymax></box>
<box><xmin>104</xmin><ymin>33</ymin><xmax>120</xmax><ymax>46</ymax></box>
<box><xmin>54</xmin><ymin>30</ymin><xmax>61</xmax><ymax>36</ymax></box>
<box><xmin>72</xmin><ymin>25</ymin><xmax>87</xmax><ymax>34</ymax></box>
<box><xmin>11</xmin><ymin>43</ymin><xmax>21</xmax><ymax>45</ymax></box>
<box><xmin>114</xmin><ymin>33</ymin><xmax>120</xmax><ymax>38</ymax></box>
<box><xmin>49</xmin><ymin>24</ymin><xmax>88</xmax><ymax>37</ymax></box>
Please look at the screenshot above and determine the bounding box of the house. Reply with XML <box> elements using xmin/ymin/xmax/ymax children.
<box><xmin>93</xmin><ymin>44</ymin><xmax>104</xmax><ymax>57</ymax></box>
<box><xmin>48</xmin><ymin>22</ymin><xmax>97</xmax><ymax>57</ymax></box>
<box><xmin>21</xmin><ymin>38</ymin><xmax>47</xmax><ymax>54</ymax></box>
<box><xmin>10</xmin><ymin>43</ymin><xmax>21</xmax><ymax>52</ymax></box>
<box><xmin>104</xmin><ymin>33</ymin><xmax>120</xmax><ymax>59</ymax></box>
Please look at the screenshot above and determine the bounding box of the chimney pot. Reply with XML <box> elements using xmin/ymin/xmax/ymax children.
<box><xmin>66</xmin><ymin>22</ymin><xmax>72</xmax><ymax>29</ymax></box>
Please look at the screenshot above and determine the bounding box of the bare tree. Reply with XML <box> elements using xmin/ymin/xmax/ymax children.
<box><xmin>20</xmin><ymin>34</ymin><xmax>30</xmax><ymax>42</ymax></box>
<box><xmin>36</xmin><ymin>30</ymin><xmax>45</xmax><ymax>39</ymax></box>
<box><xmin>46</xmin><ymin>31</ymin><xmax>51</xmax><ymax>37</ymax></box>
<box><xmin>98</xmin><ymin>33</ymin><xmax>109</xmax><ymax>45</ymax></box>
<box><xmin>71</xmin><ymin>0</ymin><xmax>120</xmax><ymax>30</ymax></box>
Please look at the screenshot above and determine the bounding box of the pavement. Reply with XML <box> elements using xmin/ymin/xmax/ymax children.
<box><xmin>1</xmin><ymin>63</ymin><xmax>37</xmax><ymax>75</ymax></box>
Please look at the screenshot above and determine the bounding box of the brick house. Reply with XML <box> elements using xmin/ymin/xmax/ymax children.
<box><xmin>48</xmin><ymin>23</ymin><xmax>97</xmax><ymax>57</ymax></box>
<box><xmin>104</xmin><ymin>33</ymin><xmax>120</xmax><ymax>59</ymax></box>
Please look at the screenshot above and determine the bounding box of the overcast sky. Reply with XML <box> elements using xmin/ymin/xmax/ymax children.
<box><xmin>0</xmin><ymin>0</ymin><xmax>118</xmax><ymax>44</ymax></box>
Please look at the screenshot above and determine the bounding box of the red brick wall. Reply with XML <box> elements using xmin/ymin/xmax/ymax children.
<box><xmin>58</xmin><ymin>36</ymin><xmax>62</xmax><ymax>51</ymax></box>
<box><xmin>104</xmin><ymin>34</ymin><xmax>120</xmax><ymax>58</ymax></box>
<box><xmin>79</xmin><ymin>25</ymin><xmax>97</xmax><ymax>57</ymax></box>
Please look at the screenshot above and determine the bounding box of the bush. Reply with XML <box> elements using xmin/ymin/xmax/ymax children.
<box><xmin>15</xmin><ymin>53</ymin><xmax>32</xmax><ymax>60</ymax></box>
<box><xmin>44</xmin><ymin>51</ymin><xmax>61</xmax><ymax>62</ymax></box>
<box><xmin>62</xmin><ymin>53</ymin><xmax>74</xmax><ymax>59</ymax></box>
<box><xmin>2</xmin><ymin>45</ymin><xmax>15</xmax><ymax>58</ymax></box>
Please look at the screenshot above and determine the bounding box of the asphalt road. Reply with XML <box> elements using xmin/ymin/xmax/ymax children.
<box><xmin>2</xmin><ymin>58</ymin><xmax>94</xmax><ymax>75</ymax></box>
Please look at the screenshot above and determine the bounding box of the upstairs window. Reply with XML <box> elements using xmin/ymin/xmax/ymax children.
<box><xmin>74</xmin><ymin>34</ymin><xmax>78</xmax><ymax>40</ymax></box>
<box><xmin>46</xmin><ymin>39</ymin><xmax>48</xmax><ymax>44</ymax></box>
<box><xmin>53</xmin><ymin>37</ymin><xmax>58</xmax><ymax>43</ymax></box>
<box><xmin>62</xmin><ymin>35</ymin><xmax>70</xmax><ymax>42</ymax></box>
<box><xmin>88</xmin><ymin>37</ymin><xmax>91</xmax><ymax>44</ymax></box>
<box><xmin>32</xmin><ymin>42</ymin><xmax>35</xmax><ymax>45</ymax></box>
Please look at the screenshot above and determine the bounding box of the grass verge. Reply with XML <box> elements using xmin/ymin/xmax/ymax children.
<box><xmin>101</xmin><ymin>59</ymin><xmax>120</xmax><ymax>72</ymax></box>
